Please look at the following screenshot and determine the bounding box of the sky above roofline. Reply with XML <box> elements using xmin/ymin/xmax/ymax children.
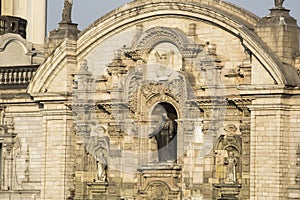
<box><xmin>47</xmin><ymin>0</ymin><xmax>300</xmax><ymax>32</ymax></box>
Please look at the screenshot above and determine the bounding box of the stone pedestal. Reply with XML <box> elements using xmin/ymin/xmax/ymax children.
<box><xmin>255</xmin><ymin>8</ymin><xmax>299</xmax><ymax>66</ymax></box>
<box><xmin>45</xmin><ymin>22</ymin><xmax>80</xmax><ymax>56</ymax></box>
<box><xmin>87</xmin><ymin>181</ymin><xmax>108</xmax><ymax>200</ymax></box>
<box><xmin>49</xmin><ymin>22</ymin><xmax>80</xmax><ymax>39</ymax></box>
<box><xmin>138</xmin><ymin>162</ymin><xmax>182</xmax><ymax>199</ymax></box>
<box><xmin>214</xmin><ymin>184</ymin><xmax>241</xmax><ymax>200</ymax></box>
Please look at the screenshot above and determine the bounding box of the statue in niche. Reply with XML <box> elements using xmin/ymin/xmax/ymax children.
<box><xmin>148</xmin><ymin>113</ymin><xmax>177</xmax><ymax>162</ymax></box>
<box><xmin>96</xmin><ymin>151</ymin><xmax>107</xmax><ymax>182</ymax></box>
<box><xmin>62</xmin><ymin>0</ymin><xmax>73</xmax><ymax>23</ymax></box>
<box><xmin>224</xmin><ymin>152</ymin><xmax>238</xmax><ymax>184</ymax></box>
<box><xmin>274</xmin><ymin>0</ymin><xmax>285</xmax><ymax>8</ymax></box>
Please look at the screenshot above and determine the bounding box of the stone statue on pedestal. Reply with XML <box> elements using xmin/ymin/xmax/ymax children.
<box><xmin>224</xmin><ymin>152</ymin><xmax>238</xmax><ymax>184</ymax></box>
<box><xmin>96</xmin><ymin>152</ymin><xmax>107</xmax><ymax>182</ymax></box>
<box><xmin>62</xmin><ymin>0</ymin><xmax>73</xmax><ymax>23</ymax></box>
<box><xmin>148</xmin><ymin>113</ymin><xmax>177</xmax><ymax>162</ymax></box>
<box><xmin>274</xmin><ymin>0</ymin><xmax>285</xmax><ymax>8</ymax></box>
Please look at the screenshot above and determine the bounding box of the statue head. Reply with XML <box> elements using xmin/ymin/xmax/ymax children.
<box><xmin>162</xmin><ymin>113</ymin><xmax>168</xmax><ymax>120</ymax></box>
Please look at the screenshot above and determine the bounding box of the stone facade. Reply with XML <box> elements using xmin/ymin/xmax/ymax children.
<box><xmin>1</xmin><ymin>0</ymin><xmax>300</xmax><ymax>199</ymax></box>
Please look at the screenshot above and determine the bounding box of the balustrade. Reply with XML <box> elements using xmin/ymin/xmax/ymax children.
<box><xmin>0</xmin><ymin>65</ymin><xmax>39</xmax><ymax>89</ymax></box>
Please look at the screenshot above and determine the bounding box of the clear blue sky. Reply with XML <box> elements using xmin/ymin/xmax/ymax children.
<box><xmin>47</xmin><ymin>0</ymin><xmax>300</xmax><ymax>32</ymax></box>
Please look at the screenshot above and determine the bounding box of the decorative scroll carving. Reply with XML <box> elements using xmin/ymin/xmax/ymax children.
<box><xmin>141</xmin><ymin>83</ymin><xmax>171</xmax><ymax>99</ymax></box>
<box><xmin>140</xmin><ymin>78</ymin><xmax>185</xmax><ymax>103</ymax></box>
<box><xmin>127</xmin><ymin>76</ymin><xmax>186</xmax><ymax>117</ymax></box>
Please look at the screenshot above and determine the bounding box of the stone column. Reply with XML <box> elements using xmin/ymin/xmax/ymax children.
<box><xmin>31</xmin><ymin>0</ymin><xmax>47</xmax><ymax>45</ymax></box>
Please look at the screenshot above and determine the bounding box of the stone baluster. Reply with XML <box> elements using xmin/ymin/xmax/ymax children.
<box><xmin>20</xmin><ymin>69</ymin><xmax>25</xmax><ymax>84</ymax></box>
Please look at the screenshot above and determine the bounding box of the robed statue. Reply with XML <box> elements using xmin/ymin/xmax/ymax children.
<box><xmin>274</xmin><ymin>0</ymin><xmax>285</xmax><ymax>8</ymax></box>
<box><xmin>62</xmin><ymin>0</ymin><xmax>73</xmax><ymax>23</ymax></box>
<box><xmin>224</xmin><ymin>152</ymin><xmax>238</xmax><ymax>184</ymax></box>
<box><xmin>96</xmin><ymin>152</ymin><xmax>107</xmax><ymax>182</ymax></box>
<box><xmin>148</xmin><ymin>113</ymin><xmax>177</xmax><ymax>162</ymax></box>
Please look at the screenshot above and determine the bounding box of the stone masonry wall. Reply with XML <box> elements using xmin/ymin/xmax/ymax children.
<box><xmin>250</xmin><ymin>95</ymin><xmax>292</xmax><ymax>199</ymax></box>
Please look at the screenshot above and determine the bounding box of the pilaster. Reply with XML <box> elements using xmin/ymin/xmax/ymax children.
<box><xmin>240</xmin><ymin>87</ymin><xmax>291</xmax><ymax>199</ymax></box>
<box><xmin>40</xmin><ymin>103</ymin><xmax>75</xmax><ymax>200</ymax></box>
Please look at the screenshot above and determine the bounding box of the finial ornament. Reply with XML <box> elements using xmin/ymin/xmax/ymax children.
<box><xmin>274</xmin><ymin>0</ymin><xmax>285</xmax><ymax>8</ymax></box>
<box><xmin>62</xmin><ymin>0</ymin><xmax>73</xmax><ymax>23</ymax></box>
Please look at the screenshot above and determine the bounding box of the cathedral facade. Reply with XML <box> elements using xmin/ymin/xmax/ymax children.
<box><xmin>0</xmin><ymin>0</ymin><xmax>300</xmax><ymax>199</ymax></box>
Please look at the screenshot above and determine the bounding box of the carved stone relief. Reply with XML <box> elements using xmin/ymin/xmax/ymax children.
<box><xmin>214</xmin><ymin>124</ymin><xmax>242</xmax><ymax>184</ymax></box>
<box><xmin>148</xmin><ymin>182</ymin><xmax>169</xmax><ymax>200</ymax></box>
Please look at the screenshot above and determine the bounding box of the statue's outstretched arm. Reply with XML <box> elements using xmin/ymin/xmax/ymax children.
<box><xmin>148</xmin><ymin>121</ymin><xmax>164</xmax><ymax>138</ymax></box>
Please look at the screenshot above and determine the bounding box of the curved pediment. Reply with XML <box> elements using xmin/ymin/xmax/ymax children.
<box><xmin>75</xmin><ymin>0</ymin><xmax>299</xmax><ymax>86</ymax></box>
<box><xmin>30</xmin><ymin>0</ymin><xmax>300</xmax><ymax>96</ymax></box>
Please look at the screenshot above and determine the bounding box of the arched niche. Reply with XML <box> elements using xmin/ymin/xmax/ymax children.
<box><xmin>132</xmin><ymin>26</ymin><xmax>203</xmax><ymax>60</ymax></box>
<box><xmin>149</xmin><ymin>102</ymin><xmax>178</xmax><ymax>162</ymax></box>
<box><xmin>214</xmin><ymin>132</ymin><xmax>242</xmax><ymax>184</ymax></box>
<box><xmin>146</xmin><ymin>42</ymin><xmax>183</xmax><ymax>81</ymax></box>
